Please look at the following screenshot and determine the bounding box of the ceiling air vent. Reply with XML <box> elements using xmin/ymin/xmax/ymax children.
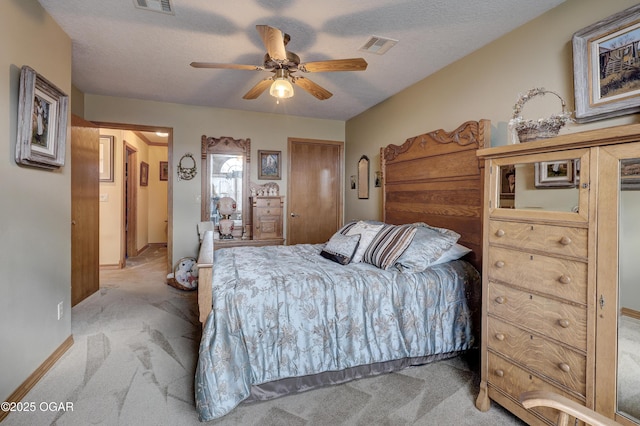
<box><xmin>134</xmin><ymin>0</ymin><xmax>174</xmax><ymax>15</ymax></box>
<box><xmin>359</xmin><ymin>36</ymin><xmax>398</xmax><ymax>55</ymax></box>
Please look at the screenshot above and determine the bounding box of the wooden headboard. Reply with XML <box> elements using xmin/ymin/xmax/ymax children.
<box><xmin>381</xmin><ymin>120</ymin><xmax>490</xmax><ymax>272</ymax></box>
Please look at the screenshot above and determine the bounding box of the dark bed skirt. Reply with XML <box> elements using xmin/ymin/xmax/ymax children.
<box><xmin>245</xmin><ymin>351</ymin><xmax>464</xmax><ymax>403</ymax></box>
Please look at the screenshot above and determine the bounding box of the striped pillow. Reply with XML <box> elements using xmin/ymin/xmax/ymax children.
<box><xmin>362</xmin><ymin>224</ymin><xmax>417</xmax><ymax>270</ymax></box>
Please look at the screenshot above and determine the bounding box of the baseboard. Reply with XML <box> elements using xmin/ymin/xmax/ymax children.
<box><xmin>99</xmin><ymin>264</ymin><xmax>121</xmax><ymax>270</ymax></box>
<box><xmin>136</xmin><ymin>244</ymin><xmax>150</xmax><ymax>256</ymax></box>
<box><xmin>0</xmin><ymin>335</ymin><xmax>74</xmax><ymax>422</ymax></box>
<box><xmin>621</xmin><ymin>307</ymin><xmax>640</xmax><ymax>321</ymax></box>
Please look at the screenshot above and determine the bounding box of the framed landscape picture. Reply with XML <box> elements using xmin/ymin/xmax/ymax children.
<box><xmin>573</xmin><ymin>4</ymin><xmax>640</xmax><ymax>122</ymax></box>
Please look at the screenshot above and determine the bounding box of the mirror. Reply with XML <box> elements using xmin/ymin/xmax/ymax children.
<box><xmin>498</xmin><ymin>159</ymin><xmax>581</xmax><ymax>212</ymax></box>
<box><xmin>358</xmin><ymin>155</ymin><xmax>369</xmax><ymax>199</ymax></box>
<box><xmin>617</xmin><ymin>157</ymin><xmax>640</xmax><ymax>422</ymax></box>
<box><xmin>201</xmin><ymin>136</ymin><xmax>251</xmax><ymax>238</ymax></box>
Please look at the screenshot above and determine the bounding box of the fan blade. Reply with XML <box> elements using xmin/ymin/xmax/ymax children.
<box><xmin>293</xmin><ymin>77</ymin><xmax>332</xmax><ymax>100</ymax></box>
<box><xmin>190</xmin><ymin>62</ymin><xmax>261</xmax><ymax>70</ymax></box>
<box><xmin>256</xmin><ymin>25</ymin><xmax>287</xmax><ymax>62</ymax></box>
<box><xmin>300</xmin><ymin>58</ymin><xmax>368</xmax><ymax>73</ymax></box>
<box><xmin>243</xmin><ymin>78</ymin><xmax>273</xmax><ymax>100</ymax></box>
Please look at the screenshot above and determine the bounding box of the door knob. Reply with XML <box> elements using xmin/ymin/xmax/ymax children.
<box><xmin>290</xmin><ymin>212</ymin><xmax>299</xmax><ymax>217</ymax></box>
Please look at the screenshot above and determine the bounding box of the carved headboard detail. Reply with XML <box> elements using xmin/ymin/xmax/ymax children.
<box><xmin>380</xmin><ymin>119</ymin><xmax>490</xmax><ymax>272</ymax></box>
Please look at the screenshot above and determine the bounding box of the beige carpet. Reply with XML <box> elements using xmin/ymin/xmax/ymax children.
<box><xmin>3</xmin><ymin>246</ymin><xmax>524</xmax><ymax>425</ymax></box>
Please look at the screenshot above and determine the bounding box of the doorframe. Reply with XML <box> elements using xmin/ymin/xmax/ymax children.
<box><xmin>92</xmin><ymin>121</ymin><xmax>173</xmax><ymax>273</ymax></box>
<box><xmin>124</xmin><ymin>143</ymin><xmax>138</xmax><ymax>264</ymax></box>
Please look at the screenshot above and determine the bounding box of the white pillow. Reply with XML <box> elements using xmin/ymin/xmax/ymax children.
<box><xmin>345</xmin><ymin>221</ymin><xmax>384</xmax><ymax>263</ymax></box>
<box><xmin>429</xmin><ymin>243</ymin><xmax>472</xmax><ymax>266</ymax></box>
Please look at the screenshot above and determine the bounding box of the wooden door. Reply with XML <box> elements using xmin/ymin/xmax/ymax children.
<box><xmin>71</xmin><ymin>115</ymin><xmax>100</xmax><ymax>306</ymax></box>
<box><xmin>287</xmin><ymin>138</ymin><xmax>343</xmax><ymax>245</ymax></box>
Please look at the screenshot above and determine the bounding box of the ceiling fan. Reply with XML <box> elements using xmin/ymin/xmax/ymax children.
<box><xmin>190</xmin><ymin>25</ymin><xmax>368</xmax><ymax>101</ymax></box>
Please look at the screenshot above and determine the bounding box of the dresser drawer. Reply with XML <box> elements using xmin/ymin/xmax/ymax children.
<box><xmin>254</xmin><ymin>197</ymin><xmax>282</xmax><ymax>208</ymax></box>
<box><xmin>256</xmin><ymin>206</ymin><xmax>282</xmax><ymax>217</ymax></box>
<box><xmin>487</xmin><ymin>353</ymin><xmax>584</xmax><ymax>425</ymax></box>
<box><xmin>489</xmin><ymin>220</ymin><xmax>587</xmax><ymax>259</ymax></box>
<box><xmin>488</xmin><ymin>282</ymin><xmax>586</xmax><ymax>350</ymax></box>
<box><xmin>487</xmin><ymin>317</ymin><xmax>586</xmax><ymax>395</ymax></box>
<box><xmin>488</xmin><ymin>246</ymin><xmax>587</xmax><ymax>303</ymax></box>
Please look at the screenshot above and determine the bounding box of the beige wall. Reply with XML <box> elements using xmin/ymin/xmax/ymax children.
<box><xmin>345</xmin><ymin>0</ymin><xmax>640</xmax><ymax>222</ymax></box>
<box><xmin>148</xmin><ymin>145</ymin><xmax>169</xmax><ymax>244</ymax></box>
<box><xmin>84</xmin><ymin>95</ymin><xmax>345</xmax><ymax>265</ymax></box>
<box><xmin>0</xmin><ymin>0</ymin><xmax>72</xmax><ymax>402</ymax></box>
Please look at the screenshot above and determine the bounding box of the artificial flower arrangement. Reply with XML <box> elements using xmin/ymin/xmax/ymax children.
<box><xmin>509</xmin><ymin>87</ymin><xmax>573</xmax><ymax>142</ymax></box>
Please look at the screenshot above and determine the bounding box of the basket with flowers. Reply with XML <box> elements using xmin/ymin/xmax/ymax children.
<box><xmin>509</xmin><ymin>88</ymin><xmax>573</xmax><ymax>142</ymax></box>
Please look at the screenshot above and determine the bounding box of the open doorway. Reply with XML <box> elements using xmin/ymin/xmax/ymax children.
<box><xmin>93</xmin><ymin>122</ymin><xmax>172</xmax><ymax>273</ymax></box>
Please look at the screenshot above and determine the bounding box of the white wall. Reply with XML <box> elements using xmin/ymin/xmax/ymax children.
<box><xmin>344</xmin><ymin>0</ymin><xmax>640</xmax><ymax>222</ymax></box>
<box><xmin>0</xmin><ymin>0</ymin><xmax>72</xmax><ymax>402</ymax></box>
<box><xmin>84</xmin><ymin>96</ymin><xmax>345</xmax><ymax>265</ymax></box>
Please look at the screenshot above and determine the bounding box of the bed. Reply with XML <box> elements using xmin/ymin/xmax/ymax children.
<box><xmin>195</xmin><ymin>119</ymin><xmax>490</xmax><ymax>421</ymax></box>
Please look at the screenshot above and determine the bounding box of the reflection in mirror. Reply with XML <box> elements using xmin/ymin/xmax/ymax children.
<box><xmin>617</xmin><ymin>157</ymin><xmax>640</xmax><ymax>423</ymax></box>
<box><xmin>498</xmin><ymin>160</ymin><xmax>580</xmax><ymax>212</ymax></box>
<box><xmin>201</xmin><ymin>136</ymin><xmax>250</xmax><ymax>238</ymax></box>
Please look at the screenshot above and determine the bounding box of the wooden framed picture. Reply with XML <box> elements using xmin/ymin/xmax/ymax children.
<box><xmin>621</xmin><ymin>158</ymin><xmax>640</xmax><ymax>190</ymax></box>
<box><xmin>159</xmin><ymin>161</ymin><xmax>168</xmax><ymax>181</ymax></box>
<box><xmin>140</xmin><ymin>161</ymin><xmax>149</xmax><ymax>186</ymax></box>
<box><xmin>374</xmin><ymin>171</ymin><xmax>382</xmax><ymax>188</ymax></box>
<box><xmin>358</xmin><ymin>155</ymin><xmax>369</xmax><ymax>199</ymax></box>
<box><xmin>99</xmin><ymin>135</ymin><xmax>114</xmax><ymax>182</ymax></box>
<box><xmin>15</xmin><ymin>66</ymin><xmax>69</xmax><ymax>169</ymax></box>
<box><xmin>573</xmin><ymin>4</ymin><xmax>640</xmax><ymax>122</ymax></box>
<box><xmin>535</xmin><ymin>160</ymin><xmax>577</xmax><ymax>188</ymax></box>
<box><xmin>258</xmin><ymin>150</ymin><xmax>281</xmax><ymax>180</ymax></box>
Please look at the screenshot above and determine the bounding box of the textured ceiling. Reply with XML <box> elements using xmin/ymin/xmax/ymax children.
<box><xmin>38</xmin><ymin>0</ymin><xmax>566</xmax><ymax>121</ymax></box>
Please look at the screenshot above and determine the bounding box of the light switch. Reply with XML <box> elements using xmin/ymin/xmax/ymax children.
<box><xmin>100</xmin><ymin>193</ymin><xmax>109</xmax><ymax>202</ymax></box>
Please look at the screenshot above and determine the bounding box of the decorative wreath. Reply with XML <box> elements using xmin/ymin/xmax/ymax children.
<box><xmin>177</xmin><ymin>153</ymin><xmax>197</xmax><ymax>180</ymax></box>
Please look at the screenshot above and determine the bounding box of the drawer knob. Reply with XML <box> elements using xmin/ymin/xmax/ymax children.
<box><xmin>267</xmin><ymin>210</ymin><xmax>271</xmax><ymax>214</ymax></box>
<box><xmin>558</xmin><ymin>274</ymin><xmax>571</xmax><ymax>285</ymax></box>
<box><xmin>495</xmin><ymin>333</ymin><xmax>505</xmax><ymax>341</ymax></box>
<box><xmin>558</xmin><ymin>319</ymin><xmax>570</xmax><ymax>328</ymax></box>
<box><xmin>495</xmin><ymin>229</ymin><xmax>505</xmax><ymax>237</ymax></box>
<box><xmin>267</xmin><ymin>201</ymin><xmax>271</xmax><ymax>206</ymax></box>
<box><xmin>495</xmin><ymin>369</ymin><xmax>504</xmax><ymax>377</ymax></box>
<box><xmin>558</xmin><ymin>363</ymin><xmax>571</xmax><ymax>373</ymax></box>
<box><xmin>559</xmin><ymin>236</ymin><xmax>572</xmax><ymax>245</ymax></box>
<box><xmin>494</xmin><ymin>260</ymin><xmax>505</xmax><ymax>268</ymax></box>
<box><xmin>494</xmin><ymin>296</ymin><xmax>506</xmax><ymax>304</ymax></box>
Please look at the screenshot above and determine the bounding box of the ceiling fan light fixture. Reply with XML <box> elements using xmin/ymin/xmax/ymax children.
<box><xmin>270</xmin><ymin>69</ymin><xmax>294</xmax><ymax>99</ymax></box>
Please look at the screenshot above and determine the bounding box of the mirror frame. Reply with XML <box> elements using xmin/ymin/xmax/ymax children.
<box><xmin>201</xmin><ymin>135</ymin><xmax>251</xmax><ymax>232</ymax></box>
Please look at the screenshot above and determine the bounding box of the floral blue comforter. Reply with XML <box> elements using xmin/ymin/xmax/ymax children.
<box><xmin>195</xmin><ymin>243</ymin><xmax>478</xmax><ymax>421</ymax></box>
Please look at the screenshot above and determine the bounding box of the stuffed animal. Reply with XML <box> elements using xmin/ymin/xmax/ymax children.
<box><xmin>167</xmin><ymin>257</ymin><xmax>198</xmax><ymax>291</ymax></box>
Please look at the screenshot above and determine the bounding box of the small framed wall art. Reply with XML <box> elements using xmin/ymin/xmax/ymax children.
<box><xmin>99</xmin><ymin>135</ymin><xmax>115</xmax><ymax>182</ymax></box>
<box><xmin>258</xmin><ymin>150</ymin><xmax>281</xmax><ymax>180</ymax></box>
<box><xmin>15</xmin><ymin>66</ymin><xmax>69</xmax><ymax>169</ymax></box>
<box><xmin>159</xmin><ymin>161</ymin><xmax>169</xmax><ymax>181</ymax></box>
<box><xmin>140</xmin><ymin>161</ymin><xmax>149</xmax><ymax>186</ymax></box>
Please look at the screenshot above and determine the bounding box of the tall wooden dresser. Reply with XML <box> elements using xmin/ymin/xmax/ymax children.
<box><xmin>475</xmin><ymin>124</ymin><xmax>640</xmax><ymax>426</ymax></box>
